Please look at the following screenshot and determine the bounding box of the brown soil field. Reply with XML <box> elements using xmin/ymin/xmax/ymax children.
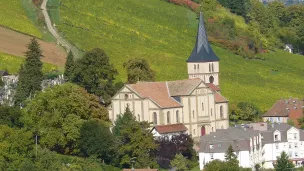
<box><xmin>0</xmin><ymin>26</ymin><xmax>67</xmax><ymax>66</ymax></box>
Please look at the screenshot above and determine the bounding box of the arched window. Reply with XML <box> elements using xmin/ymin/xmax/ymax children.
<box><xmin>209</xmin><ymin>64</ymin><xmax>211</xmax><ymax>72</ymax></box>
<box><xmin>209</xmin><ymin>76</ymin><xmax>214</xmax><ymax>83</ymax></box>
<box><xmin>197</xmin><ymin>64</ymin><xmax>200</xmax><ymax>69</ymax></box>
<box><xmin>220</xmin><ymin>106</ymin><xmax>223</xmax><ymax>118</ymax></box>
<box><xmin>221</xmin><ymin>125</ymin><xmax>224</xmax><ymax>129</ymax></box>
<box><xmin>192</xmin><ymin>110</ymin><xmax>195</xmax><ymax>119</ymax></box>
<box><xmin>212</xmin><ymin>63</ymin><xmax>214</xmax><ymax>72</ymax></box>
<box><xmin>193</xmin><ymin>129</ymin><xmax>196</xmax><ymax>135</ymax></box>
<box><xmin>153</xmin><ymin>112</ymin><xmax>157</xmax><ymax>125</ymax></box>
<box><xmin>194</xmin><ymin>65</ymin><xmax>196</xmax><ymax>70</ymax></box>
<box><xmin>138</xmin><ymin>114</ymin><xmax>140</xmax><ymax>121</ymax></box>
<box><xmin>124</xmin><ymin>94</ymin><xmax>128</xmax><ymax>100</ymax></box>
<box><xmin>211</xmin><ymin>109</ymin><xmax>213</xmax><ymax>116</ymax></box>
<box><xmin>212</xmin><ymin>127</ymin><xmax>214</xmax><ymax>132</ymax></box>
<box><xmin>176</xmin><ymin>110</ymin><xmax>179</xmax><ymax>123</ymax></box>
<box><xmin>167</xmin><ymin>111</ymin><xmax>171</xmax><ymax>124</ymax></box>
<box><xmin>202</xmin><ymin>103</ymin><xmax>204</xmax><ymax>111</ymax></box>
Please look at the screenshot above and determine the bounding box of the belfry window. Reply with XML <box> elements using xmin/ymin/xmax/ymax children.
<box><xmin>197</xmin><ymin>64</ymin><xmax>199</xmax><ymax>69</ymax></box>
<box><xmin>209</xmin><ymin>64</ymin><xmax>211</xmax><ymax>72</ymax></box>
<box><xmin>194</xmin><ymin>65</ymin><xmax>196</xmax><ymax>70</ymax></box>
<box><xmin>212</xmin><ymin>63</ymin><xmax>214</xmax><ymax>72</ymax></box>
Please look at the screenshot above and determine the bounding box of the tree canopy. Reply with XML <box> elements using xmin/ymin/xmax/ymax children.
<box><xmin>71</xmin><ymin>48</ymin><xmax>118</xmax><ymax>105</ymax></box>
<box><xmin>274</xmin><ymin>151</ymin><xmax>295</xmax><ymax>171</ymax></box>
<box><xmin>21</xmin><ymin>83</ymin><xmax>109</xmax><ymax>154</ymax></box>
<box><xmin>64</xmin><ymin>51</ymin><xmax>75</xmax><ymax>81</ymax></box>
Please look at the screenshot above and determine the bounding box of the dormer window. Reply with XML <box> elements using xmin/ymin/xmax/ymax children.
<box><xmin>210</xmin><ymin>144</ymin><xmax>214</xmax><ymax>149</ymax></box>
<box><xmin>274</xmin><ymin>132</ymin><xmax>281</xmax><ymax>141</ymax></box>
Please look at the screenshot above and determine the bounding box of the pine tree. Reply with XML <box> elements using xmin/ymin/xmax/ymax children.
<box><xmin>274</xmin><ymin>151</ymin><xmax>295</xmax><ymax>171</ymax></box>
<box><xmin>64</xmin><ymin>51</ymin><xmax>74</xmax><ymax>81</ymax></box>
<box><xmin>225</xmin><ymin>145</ymin><xmax>239</xmax><ymax>166</ymax></box>
<box><xmin>15</xmin><ymin>38</ymin><xmax>43</xmax><ymax>106</ymax></box>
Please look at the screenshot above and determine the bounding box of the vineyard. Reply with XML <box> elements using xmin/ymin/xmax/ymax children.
<box><xmin>0</xmin><ymin>53</ymin><xmax>57</xmax><ymax>74</ymax></box>
<box><xmin>50</xmin><ymin>0</ymin><xmax>304</xmax><ymax>110</ymax></box>
<box><xmin>0</xmin><ymin>0</ymin><xmax>42</xmax><ymax>37</ymax></box>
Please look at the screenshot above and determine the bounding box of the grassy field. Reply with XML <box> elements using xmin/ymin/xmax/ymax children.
<box><xmin>0</xmin><ymin>52</ymin><xmax>58</xmax><ymax>74</ymax></box>
<box><xmin>49</xmin><ymin>0</ymin><xmax>304</xmax><ymax>111</ymax></box>
<box><xmin>0</xmin><ymin>0</ymin><xmax>42</xmax><ymax>37</ymax></box>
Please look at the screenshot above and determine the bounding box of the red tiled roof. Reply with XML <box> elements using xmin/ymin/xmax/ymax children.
<box><xmin>128</xmin><ymin>82</ymin><xmax>182</xmax><ymax>108</ymax></box>
<box><xmin>123</xmin><ymin>169</ymin><xmax>158</xmax><ymax>171</ymax></box>
<box><xmin>154</xmin><ymin>123</ymin><xmax>188</xmax><ymax>134</ymax></box>
<box><xmin>206</xmin><ymin>83</ymin><xmax>220</xmax><ymax>92</ymax></box>
<box><xmin>215</xmin><ymin>92</ymin><xmax>228</xmax><ymax>103</ymax></box>
<box><xmin>289</xmin><ymin>109</ymin><xmax>304</xmax><ymax>128</ymax></box>
<box><xmin>263</xmin><ymin>98</ymin><xmax>304</xmax><ymax>117</ymax></box>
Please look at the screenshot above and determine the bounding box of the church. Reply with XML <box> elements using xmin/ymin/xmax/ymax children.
<box><xmin>108</xmin><ymin>12</ymin><xmax>229</xmax><ymax>139</ymax></box>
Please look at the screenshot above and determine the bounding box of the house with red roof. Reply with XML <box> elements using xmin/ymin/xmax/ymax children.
<box><xmin>108</xmin><ymin>12</ymin><xmax>229</xmax><ymax>139</ymax></box>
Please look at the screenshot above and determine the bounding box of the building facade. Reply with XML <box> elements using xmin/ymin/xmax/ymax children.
<box><xmin>108</xmin><ymin>12</ymin><xmax>229</xmax><ymax>139</ymax></box>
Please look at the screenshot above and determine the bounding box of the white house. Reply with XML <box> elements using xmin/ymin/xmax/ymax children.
<box><xmin>198</xmin><ymin>127</ymin><xmax>262</xmax><ymax>170</ymax></box>
<box><xmin>108</xmin><ymin>12</ymin><xmax>229</xmax><ymax>139</ymax></box>
<box><xmin>261</xmin><ymin>123</ymin><xmax>304</xmax><ymax>169</ymax></box>
<box><xmin>151</xmin><ymin>123</ymin><xmax>188</xmax><ymax>140</ymax></box>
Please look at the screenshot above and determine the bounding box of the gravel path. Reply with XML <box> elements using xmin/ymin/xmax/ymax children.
<box><xmin>41</xmin><ymin>0</ymin><xmax>81</xmax><ymax>58</ymax></box>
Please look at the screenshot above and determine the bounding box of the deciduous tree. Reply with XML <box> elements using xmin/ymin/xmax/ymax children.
<box><xmin>71</xmin><ymin>48</ymin><xmax>118</xmax><ymax>105</ymax></box>
<box><xmin>22</xmin><ymin>83</ymin><xmax>109</xmax><ymax>154</ymax></box>
<box><xmin>64</xmin><ymin>51</ymin><xmax>75</xmax><ymax>81</ymax></box>
<box><xmin>170</xmin><ymin>153</ymin><xmax>187</xmax><ymax>171</ymax></box>
<box><xmin>15</xmin><ymin>38</ymin><xmax>43</xmax><ymax>106</ymax></box>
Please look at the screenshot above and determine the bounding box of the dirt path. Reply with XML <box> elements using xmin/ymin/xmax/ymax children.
<box><xmin>41</xmin><ymin>0</ymin><xmax>81</xmax><ymax>58</ymax></box>
<box><xmin>0</xmin><ymin>26</ymin><xmax>67</xmax><ymax>66</ymax></box>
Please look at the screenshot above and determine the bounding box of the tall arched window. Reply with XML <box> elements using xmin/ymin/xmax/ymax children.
<box><xmin>192</xmin><ymin>110</ymin><xmax>195</xmax><ymax>119</ymax></box>
<box><xmin>212</xmin><ymin>63</ymin><xmax>214</xmax><ymax>72</ymax></box>
<box><xmin>220</xmin><ymin>106</ymin><xmax>223</xmax><ymax>118</ymax></box>
<box><xmin>209</xmin><ymin>64</ymin><xmax>211</xmax><ymax>72</ymax></box>
<box><xmin>193</xmin><ymin>129</ymin><xmax>196</xmax><ymax>135</ymax></box>
<box><xmin>197</xmin><ymin>64</ymin><xmax>200</xmax><ymax>69</ymax></box>
<box><xmin>138</xmin><ymin>114</ymin><xmax>140</xmax><ymax>121</ymax></box>
<box><xmin>211</xmin><ymin>109</ymin><xmax>213</xmax><ymax>116</ymax></box>
<box><xmin>153</xmin><ymin>112</ymin><xmax>157</xmax><ymax>125</ymax></box>
<box><xmin>202</xmin><ymin>103</ymin><xmax>204</xmax><ymax>111</ymax></box>
<box><xmin>167</xmin><ymin>111</ymin><xmax>171</xmax><ymax>124</ymax></box>
<box><xmin>176</xmin><ymin>110</ymin><xmax>179</xmax><ymax>123</ymax></box>
<box><xmin>194</xmin><ymin>65</ymin><xmax>196</xmax><ymax>70</ymax></box>
<box><xmin>212</xmin><ymin>127</ymin><xmax>214</xmax><ymax>132</ymax></box>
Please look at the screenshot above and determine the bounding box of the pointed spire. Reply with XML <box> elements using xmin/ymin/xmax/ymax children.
<box><xmin>187</xmin><ymin>12</ymin><xmax>220</xmax><ymax>62</ymax></box>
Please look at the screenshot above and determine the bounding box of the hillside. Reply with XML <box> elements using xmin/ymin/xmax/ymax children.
<box><xmin>48</xmin><ymin>0</ymin><xmax>304</xmax><ymax>110</ymax></box>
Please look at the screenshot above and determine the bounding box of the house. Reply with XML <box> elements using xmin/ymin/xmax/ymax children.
<box><xmin>284</xmin><ymin>44</ymin><xmax>294</xmax><ymax>53</ymax></box>
<box><xmin>151</xmin><ymin>123</ymin><xmax>188</xmax><ymax>140</ymax></box>
<box><xmin>261</xmin><ymin>123</ymin><xmax>304</xmax><ymax>168</ymax></box>
<box><xmin>198</xmin><ymin>126</ymin><xmax>262</xmax><ymax>170</ymax></box>
<box><xmin>262</xmin><ymin>98</ymin><xmax>304</xmax><ymax>127</ymax></box>
<box><xmin>108</xmin><ymin>12</ymin><xmax>229</xmax><ymax>139</ymax></box>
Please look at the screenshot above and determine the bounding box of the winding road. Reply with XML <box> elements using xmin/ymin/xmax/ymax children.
<box><xmin>41</xmin><ymin>0</ymin><xmax>81</xmax><ymax>58</ymax></box>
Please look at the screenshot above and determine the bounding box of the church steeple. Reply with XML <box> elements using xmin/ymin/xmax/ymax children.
<box><xmin>186</xmin><ymin>12</ymin><xmax>219</xmax><ymax>62</ymax></box>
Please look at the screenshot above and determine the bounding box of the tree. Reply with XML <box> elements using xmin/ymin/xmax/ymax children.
<box><xmin>0</xmin><ymin>105</ymin><xmax>22</xmax><ymax>128</ymax></box>
<box><xmin>123</xmin><ymin>58</ymin><xmax>156</xmax><ymax>83</ymax></box>
<box><xmin>64</xmin><ymin>51</ymin><xmax>75</xmax><ymax>81</ymax></box>
<box><xmin>113</xmin><ymin>106</ymin><xmax>158</xmax><ymax>168</ymax></box>
<box><xmin>274</xmin><ymin>151</ymin><xmax>295</xmax><ymax>171</ymax></box>
<box><xmin>71</xmin><ymin>48</ymin><xmax>118</xmax><ymax>105</ymax></box>
<box><xmin>231</xmin><ymin>102</ymin><xmax>261</xmax><ymax>121</ymax></box>
<box><xmin>170</xmin><ymin>153</ymin><xmax>187</xmax><ymax>171</ymax></box>
<box><xmin>204</xmin><ymin>160</ymin><xmax>226</xmax><ymax>171</ymax></box>
<box><xmin>15</xmin><ymin>38</ymin><xmax>43</xmax><ymax>106</ymax></box>
<box><xmin>22</xmin><ymin>83</ymin><xmax>109</xmax><ymax>154</ymax></box>
<box><xmin>225</xmin><ymin>145</ymin><xmax>238</xmax><ymax>167</ymax></box>
<box><xmin>77</xmin><ymin>120</ymin><xmax>116</xmax><ymax>163</ymax></box>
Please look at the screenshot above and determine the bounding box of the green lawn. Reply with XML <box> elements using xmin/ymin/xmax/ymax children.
<box><xmin>0</xmin><ymin>0</ymin><xmax>42</xmax><ymax>37</ymax></box>
<box><xmin>0</xmin><ymin>52</ymin><xmax>58</xmax><ymax>74</ymax></box>
<box><xmin>49</xmin><ymin>0</ymin><xmax>304</xmax><ymax>111</ymax></box>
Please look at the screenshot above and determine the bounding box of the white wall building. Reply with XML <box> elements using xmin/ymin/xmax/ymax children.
<box><xmin>108</xmin><ymin>12</ymin><xmax>229</xmax><ymax>139</ymax></box>
<box><xmin>261</xmin><ymin>123</ymin><xmax>304</xmax><ymax>169</ymax></box>
<box><xmin>198</xmin><ymin>127</ymin><xmax>262</xmax><ymax>170</ymax></box>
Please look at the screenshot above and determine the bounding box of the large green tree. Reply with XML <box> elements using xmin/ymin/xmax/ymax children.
<box><xmin>274</xmin><ymin>151</ymin><xmax>295</xmax><ymax>171</ymax></box>
<box><xmin>123</xmin><ymin>58</ymin><xmax>156</xmax><ymax>84</ymax></box>
<box><xmin>71</xmin><ymin>48</ymin><xmax>117</xmax><ymax>105</ymax></box>
<box><xmin>225</xmin><ymin>144</ymin><xmax>239</xmax><ymax>170</ymax></box>
<box><xmin>113</xmin><ymin>106</ymin><xmax>158</xmax><ymax>168</ymax></box>
<box><xmin>64</xmin><ymin>51</ymin><xmax>75</xmax><ymax>81</ymax></box>
<box><xmin>170</xmin><ymin>153</ymin><xmax>187</xmax><ymax>171</ymax></box>
<box><xmin>15</xmin><ymin>38</ymin><xmax>43</xmax><ymax>106</ymax></box>
<box><xmin>22</xmin><ymin>83</ymin><xmax>109</xmax><ymax>154</ymax></box>
<box><xmin>77</xmin><ymin>120</ymin><xmax>116</xmax><ymax>163</ymax></box>
<box><xmin>0</xmin><ymin>106</ymin><xmax>22</xmax><ymax>128</ymax></box>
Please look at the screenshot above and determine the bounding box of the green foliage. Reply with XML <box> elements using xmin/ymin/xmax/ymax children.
<box><xmin>225</xmin><ymin>145</ymin><xmax>239</xmax><ymax>167</ymax></box>
<box><xmin>0</xmin><ymin>125</ymin><xmax>34</xmax><ymax>170</ymax></box>
<box><xmin>22</xmin><ymin>83</ymin><xmax>109</xmax><ymax>154</ymax></box>
<box><xmin>15</xmin><ymin>38</ymin><xmax>43</xmax><ymax>106</ymax></box>
<box><xmin>204</xmin><ymin>160</ymin><xmax>226</xmax><ymax>171</ymax></box>
<box><xmin>287</xmin><ymin>119</ymin><xmax>295</xmax><ymax>126</ymax></box>
<box><xmin>113</xmin><ymin>106</ymin><xmax>158</xmax><ymax>168</ymax></box>
<box><xmin>124</xmin><ymin>58</ymin><xmax>156</xmax><ymax>83</ymax></box>
<box><xmin>64</xmin><ymin>51</ymin><xmax>75</xmax><ymax>81</ymax></box>
<box><xmin>0</xmin><ymin>52</ymin><xmax>57</xmax><ymax>74</ymax></box>
<box><xmin>71</xmin><ymin>48</ymin><xmax>118</xmax><ymax>105</ymax></box>
<box><xmin>0</xmin><ymin>106</ymin><xmax>22</xmax><ymax>128</ymax></box>
<box><xmin>0</xmin><ymin>0</ymin><xmax>42</xmax><ymax>37</ymax></box>
<box><xmin>170</xmin><ymin>153</ymin><xmax>188</xmax><ymax>171</ymax></box>
<box><xmin>77</xmin><ymin>120</ymin><xmax>116</xmax><ymax>163</ymax></box>
<box><xmin>274</xmin><ymin>151</ymin><xmax>295</xmax><ymax>171</ymax></box>
<box><xmin>298</xmin><ymin>110</ymin><xmax>304</xmax><ymax>129</ymax></box>
<box><xmin>231</xmin><ymin>102</ymin><xmax>261</xmax><ymax>121</ymax></box>
<box><xmin>217</xmin><ymin>0</ymin><xmax>249</xmax><ymax>18</ymax></box>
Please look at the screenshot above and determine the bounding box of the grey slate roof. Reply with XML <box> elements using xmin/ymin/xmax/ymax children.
<box><xmin>167</xmin><ymin>78</ymin><xmax>202</xmax><ymax>96</ymax></box>
<box><xmin>186</xmin><ymin>12</ymin><xmax>220</xmax><ymax>63</ymax></box>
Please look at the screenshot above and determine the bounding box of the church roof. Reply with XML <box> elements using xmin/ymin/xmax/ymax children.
<box><xmin>206</xmin><ymin>83</ymin><xmax>220</xmax><ymax>92</ymax></box>
<box><xmin>128</xmin><ymin>82</ymin><xmax>182</xmax><ymax>109</ymax></box>
<box><xmin>215</xmin><ymin>92</ymin><xmax>228</xmax><ymax>103</ymax></box>
<box><xmin>187</xmin><ymin>12</ymin><xmax>220</xmax><ymax>63</ymax></box>
<box><xmin>167</xmin><ymin>78</ymin><xmax>202</xmax><ymax>96</ymax></box>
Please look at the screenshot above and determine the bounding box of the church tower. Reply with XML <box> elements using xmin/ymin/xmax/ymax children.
<box><xmin>187</xmin><ymin>12</ymin><xmax>220</xmax><ymax>86</ymax></box>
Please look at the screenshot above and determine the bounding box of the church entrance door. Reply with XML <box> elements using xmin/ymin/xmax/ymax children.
<box><xmin>201</xmin><ymin>126</ymin><xmax>206</xmax><ymax>136</ymax></box>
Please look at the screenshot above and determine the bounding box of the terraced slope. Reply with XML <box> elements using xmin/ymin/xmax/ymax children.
<box><xmin>50</xmin><ymin>0</ymin><xmax>304</xmax><ymax>110</ymax></box>
<box><xmin>0</xmin><ymin>0</ymin><xmax>42</xmax><ymax>37</ymax></box>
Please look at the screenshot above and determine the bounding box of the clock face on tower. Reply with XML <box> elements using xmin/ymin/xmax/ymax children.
<box><xmin>209</xmin><ymin>76</ymin><xmax>214</xmax><ymax>83</ymax></box>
